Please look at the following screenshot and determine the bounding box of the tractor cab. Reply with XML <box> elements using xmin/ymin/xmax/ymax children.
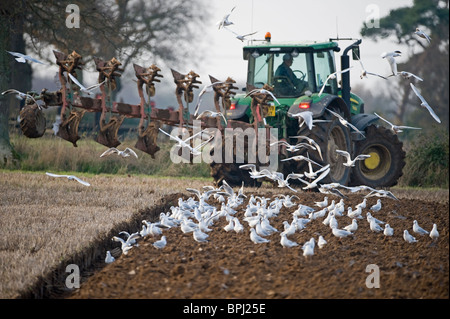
<box><xmin>243</xmin><ymin>41</ymin><xmax>340</xmax><ymax>98</ymax></box>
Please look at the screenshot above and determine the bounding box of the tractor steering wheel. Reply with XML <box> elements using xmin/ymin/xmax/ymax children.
<box><xmin>293</xmin><ymin>70</ymin><xmax>306</xmax><ymax>82</ymax></box>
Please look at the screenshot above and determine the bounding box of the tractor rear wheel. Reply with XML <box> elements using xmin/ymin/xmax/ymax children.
<box><xmin>288</xmin><ymin>105</ymin><xmax>352</xmax><ymax>186</ymax></box>
<box><xmin>349</xmin><ymin>125</ymin><xmax>405</xmax><ymax>188</ymax></box>
<box><xmin>19</xmin><ymin>104</ymin><xmax>46</xmax><ymax>138</ymax></box>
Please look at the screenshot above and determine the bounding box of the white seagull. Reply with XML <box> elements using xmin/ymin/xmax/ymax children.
<box><xmin>280</xmin><ymin>232</ymin><xmax>299</xmax><ymax>248</ymax></box>
<box><xmin>318</xmin><ymin>67</ymin><xmax>353</xmax><ymax>96</ymax></box>
<box><xmin>1</xmin><ymin>89</ymin><xmax>39</xmax><ymax>107</ymax></box>
<box><xmin>370</xmin><ymin>199</ymin><xmax>382</xmax><ymax>212</ymax></box>
<box><xmin>250</xmin><ymin>228</ymin><xmax>270</xmax><ymax>244</ymax></box>
<box><xmin>193</xmin><ymin>81</ymin><xmax>224</xmax><ymax>116</ymax></box>
<box><xmin>105</xmin><ymin>251</ymin><xmax>115</xmax><ymax>263</ymax></box>
<box><xmin>354</xmin><ymin>52</ymin><xmax>387</xmax><ymax>80</ymax></box>
<box><xmin>280</xmin><ymin>154</ymin><xmax>322</xmax><ymax>167</ymax></box>
<box><xmin>318</xmin><ymin>235</ymin><xmax>327</xmax><ymax>249</ymax></box>
<box><xmin>413</xmin><ymin>220</ymin><xmax>429</xmax><ymax>236</ymax></box>
<box><xmin>335</xmin><ymin>150</ymin><xmax>371</xmax><ymax>167</ymax></box>
<box><xmin>384</xmin><ymin>224</ymin><xmax>394</xmax><ymax>237</ymax></box>
<box><xmin>331</xmin><ymin>225</ymin><xmax>353</xmax><ymax>239</ymax></box>
<box><xmin>296</xmin><ymin>167</ymin><xmax>331</xmax><ymax>190</ymax></box>
<box><xmin>196</xmin><ymin>110</ymin><xmax>228</xmax><ymax>125</ymax></box>
<box><xmin>223</xmin><ymin>27</ymin><xmax>258</xmax><ymax>42</ymax></box>
<box><xmin>68</xmin><ymin>73</ymin><xmax>105</xmax><ymax>95</ymax></box>
<box><xmin>410</xmin><ymin>83</ymin><xmax>441</xmax><ymax>123</ymax></box>
<box><xmin>216</xmin><ymin>6</ymin><xmax>236</xmax><ymax>29</ymax></box>
<box><xmin>290</xmin><ymin>135</ymin><xmax>323</xmax><ymax>160</ymax></box>
<box><xmin>158</xmin><ymin>128</ymin><xmax>213</xmax><ymax>156</ymax></box>
<box><xmin>245</xmin><ymin>88</ymin><xmax>281</xmax><ymax>106</ymax></box>
<box><xmin>7</xmin><ymin>50</ymin><xmax>45</xmax><ymax>64</ymax></box>
<box><xmin>45</xmin><ymin>172</ymin><xmax>90</xmax><ymax>187</ymax></box>
<box><xmin>344</xmin><ymin>219</ymin><xmax>358</xmax><ymax>232</ymax></box>
<box><xmin>397</xmin><ymin>71</ymin><xmax>424</xmax><ymax>82</ymax></box>
<box><xmin>288</xmin><ymin>111</ymin><xmax>314</xmax><ymax>130</ymax></box>
<box><xmin>270</xmin><ymin>140</ymin><xmax>316</xmax><ymax>153</ymax></box>
<box><xmin>429</xmin><ymin>224</ymin><xmax>439</xmax><ymax>241</ymax></box>
<box><xmin>153</xmin><ymin>236</ymin><xmax>167</xmax><ymax>249</ymax></box>
<box><xmin>100</xmin><ymin>147</ymin><xmax>138</xmax><ymax>158</ymax></box>
<box><xmin>414</xmin><ymin>28</ymin><xmax>431</xmax><ymax>43</ymax></box>
<box><xmin>374</xmin><ymin>112</ymin><xmax>422</xmax><ymax>134</ymax></box>
<box><xmin>326</xmin><ymin>108</ymin><xmax>366</xmax><ymax>137</ymax></box>
<box><xmin>403</xmin><ymin>230</ymin><xmax>418</xmax><ymax>243</ymax></box>
<box><xmin>381</xmin><ymin>51</ymin><xmax>401</xmax><ymax>75</ymax></box>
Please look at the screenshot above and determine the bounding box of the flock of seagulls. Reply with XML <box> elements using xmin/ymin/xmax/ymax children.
<box><xmin>104</xmin><ymin>180</ymin><xmax>440</xmax><ymax>263</ymax></box>
<box><xmin>216</xmin><ymin>6</ymin><xmax>258</xmax><ymax>42</ymax></box>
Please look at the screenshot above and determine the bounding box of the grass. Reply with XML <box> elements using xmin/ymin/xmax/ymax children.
<box><xmin>5</xmin><ymin>133</ymin><xmax>212</xmax><ymax>178</ymax></box>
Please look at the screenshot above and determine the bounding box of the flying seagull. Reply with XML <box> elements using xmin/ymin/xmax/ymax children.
<box><xmin>410</xmin><ymin>83</ymin><xmax>441</xmax><ymax>123</ymax></box>
<box><xmin>7</xmin><ymin>50</ymin><xmax>45</xmax><ymax>64</ymax></box>
<box><xmin>158</xmin><ymin>128</ymin><xmax>213</xmax><ymax>156</ymax></box>
<box><xmin>290</xmin><ymin>135</ymin><xmax>323</xmax><ymax>160</ymax></box>
<box><xmin>245</xmin><ymin>88</ymin><xmax>281</xmax><ymax>105</ymax></box>
<box><xmin>196</xmin><ymin>110</ymin><xmax>228</xmax><ymax>125</ymax></box>
<box><xmin>354</xmin><ymin>51</ymin><xmax>387</xmax><ymax>80</ymax></box>
<box><xmin>1</xmin><ymin>89</ymin><xmax>41</xmax><ymax>109</ymax></box>
<box><xmin>374</xmin><ymin>112</ymin><xmax>421</xmax><ymax>134</ymax></box>
<box><xmin>318</xmin><ymin>67</ymin><xmax>353</xmax><ymax>96</ymax></box>
<box><xmin>223</xmin><ymin>27</ymin><xmax>258</xmax><ymax>42</ymax></box>
<box><xmin>335</xmin><ymin>150</ymin><xmax>371</xmax><ymax>167</ymax></box>
<box><xmin>326</xmin><ymin>108</ymin><xmax>366</xmax><ymax>138</ymax></box>
<box><xmin>414</xmin><ymin>28</ymin><xmax>431</xmax><ymax>43</ymax></box>
<box><xmin>193</xmin><ymin>81</ymin><xmax>224</xmax><ymax>116</ymax></box>
<box><xmin>100</xmin><ymin>147</ymin><xmax>138</xmax><ymax>158</ymax></box>
<box><xmin>216</xmin><ymin>6</ymin><xmax>236</xmax><ymax>29</ymax></box>
<box><xmin>381</xmin><ymin>51</ymin><xmax>401</xmax><ymax>76</ymax></box>
<box><xmin>45</xmin><ymin>172</ymin><xmax>90</xmax><ymax>187</ymax></box>
<box><xmin>68</xmin><ymin>73</ymin><xmax>105</xmax><ymax>95</ymax></box>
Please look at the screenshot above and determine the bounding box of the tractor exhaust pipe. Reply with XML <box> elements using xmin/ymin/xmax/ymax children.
<box><xmin>341</xmin><ymin>39</ymin><xmax>362</xmax><ymax>114</ymax></box>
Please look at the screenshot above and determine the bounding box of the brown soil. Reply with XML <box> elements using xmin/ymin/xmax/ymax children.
<box><xmin>67</xmin><ymin>190</ymin><xmax>449</xmax><ymax>300</ymax></box>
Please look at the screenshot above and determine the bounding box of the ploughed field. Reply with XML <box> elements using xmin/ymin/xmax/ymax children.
<box><xmin>0</xmin><ymin>171</ymin><xmax>447</xmax><ymax>299</ymax></box>
<box><xmin>69</xmin><ymin>189</ymin><xmax>448</xmax><ymax>299</ymax></box>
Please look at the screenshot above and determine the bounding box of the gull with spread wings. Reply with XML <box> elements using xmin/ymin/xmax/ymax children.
<box><xmin>100</xmin><ymin>147</ymin><xmax>138</xmax><ymax>158</ymax></box>
<box><xmin>223</xmin><ymin>26</ymin><xmax>258</xmax><ymax>42</ymax></box>
<box><xmin>7</xmin><ymin>50</ymin><xmax>45</xmax><ymax>64</ymax></box>
<box><xmin>335</xmin><ymin>150</ymin><xmax>371</xmax><ymax>167</ymax></box>
<box><xmin>326</xmin><ymin>108</ymin><xmax>365</xmax><ymax>138</ymax></box>
<box><xmin>45</xmin><ymin>172</ymin><xmax>90</xmax><ymax>187</ymax></box>
<box><xmin>68</xmin><ymin>73</ymin><xmax>105</xmax><ymax>95</ymax></box>
<box><xmin>374</xmin><ymin>112</ymin><xmax>421</xmax><ymax>134</ymax></box>
<box><xmin>409</xmin><ymin>83</ymin><xmax>441</xmax><ymax>123</ymax></box>
<box><xmin>318</xmin><ymin>67</ymin><xmax>353</xmax><ymax>96</ymax></box>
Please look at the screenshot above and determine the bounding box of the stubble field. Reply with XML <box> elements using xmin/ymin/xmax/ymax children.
<box><xmin>0</xmin><ymin>170</ymin><xmax>448</xmax><ymax>300</ymax></box>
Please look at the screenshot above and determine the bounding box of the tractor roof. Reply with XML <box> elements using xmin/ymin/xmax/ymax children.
<box><xmin>243</xmin><ymin>40</ymin><xmax>339</xmax><ymax>58</ymax></box>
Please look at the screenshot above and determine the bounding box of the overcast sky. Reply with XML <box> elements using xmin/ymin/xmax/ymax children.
<box><xmin>33</xmin><ymin>0</ymin><xmax>416</xmax><ymax>110</ymax></box>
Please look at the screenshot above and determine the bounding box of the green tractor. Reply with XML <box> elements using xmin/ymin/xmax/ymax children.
<box><xmin>210</xmin><ymin>36</ymin><xmax>405</xmax><ymax>189</ymax></box>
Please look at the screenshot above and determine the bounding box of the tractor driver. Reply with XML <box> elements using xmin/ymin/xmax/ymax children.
<box><xmin>274</xmin><ymin>54</ymin><xmax>306</xmax><ymax>95</ymax></box>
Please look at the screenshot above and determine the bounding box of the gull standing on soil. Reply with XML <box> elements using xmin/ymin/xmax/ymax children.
<box><xmin>367</xmin><ymin>212</ymin><xmax>385</xmax><ymax>225</ymax></box>
<box><xmin>370</xmin><ymin>199</ymin><xmax>382</xmax><ymax>212</ymax></box>
<box><xmin>335</xmin><ymin>150</ymin><xmax>371</xmax><ymax>167</ymax></box>
<box><xmin>413</xmin><ymin>220</ymin><xmax>429</xmax><ymax>236</ymax></box>
<box><xmin>153</xmin><ymin>236</ymin><xmax>167</xmax><ymax>249</ymax></box>
<box><xmin>100</xmin><ymin>147</ymin><xmax>138</xmax><ymax>158</ymax></box>
<box><xmin>105</xmin><ymin>251</ymin><xmax>115</xmax><ymax>263</ymax></box>
<box><xmin>68</xmin><ymin>73</ymin><xmax>105</xmax><ymax>95</ymax></box>
<box><xmin>403</xmin><ymin>230</ymin><xmax>418</xmax><ymax>243</ymax></box>
<box><xmin>344</xmin><ymin>219</ymin><xmax>358</xmax><ymax>232</ymax></box>
<box><xmin>250</xmin><ymin>228</ymin><xmax>270</xmax><ymax>244</ymax></box>
<box><xmin>193</xmin><ymin>228</ymin><xmax>209</xmax><ymax>243</ymax></box>
<box><xmin>112</xmin><ymin>236</ymin><xmax>133</xmax><ymax>255</ymax></box>
<box><xmin>384</xmin><ymin>224</ymin><xmax>394</xmax><ymax>237</ymax></box>
<box><xmin>326</xmin><ymin>108</ymin><xmax>366</xmax><ymax>138</ymax></box>
<box><xmin>280</xmin><ymin>232</ymin><xmax>299</xmax><ymax>248</ymax></box>
<box><xmin>318</xmin><ymin>235</ymin><xmax>327</xmax><ymax>249</ymax></box>
<box><xmin>45</xmin><ymin>172</ymin><xmax>90</xmax><ymax>187</ymax></box>
<box><xmin>331</xmin><ymin>225</ymin><xmax>353</xmax><ymax>240</ymax></box>
<box><xmin>381</xmin><ymin>51</ymin><xmax>401</xmax><ymax>75</ymax></box>
<box><xmin>7</xmin><ymin>50</ymin><xmax>45</xmax><ymax>64</ymax></box>
<box><xmin>216</xmin><ymin>6</ymin><xmax>236</xmax><ymax>29</ymax></box>
<box><xmin>414</xmin><ymin>28</ymin><xmax>431</xmax><ymax>43</ymax></box>
<box><xmin>318</xmin><ymin>67</ymin><xmax>353</xmax><ymax>96</ymax></box>
<box><xmin>409</xmin><ymin>83</ymin><xmax>441</xmax><ymax>124</ymax></box>
<box><xmin>369</xmin><ymin>218</ymin><xmax>384</xmax><ymax>233</ymax></box>
<box><xmin>429</xmin><ymin>224</ymin><xmax>439</xmax><ymax>241</ymax></box>
<box><xmin>315</xmin><ymin>196</ymin><xmax>328</xmax><ymax>208</ymax></box>
<box><xmin>374</xmin><ymin>112</ymin><xmax>422</xmax><ymax>134</ymax></box>
<box><xmin>302</xmin><ymin>241</ymin><xmax>315</xmax><ymax>257</ymax></box>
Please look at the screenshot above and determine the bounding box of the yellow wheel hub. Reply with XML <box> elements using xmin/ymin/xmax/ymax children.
<box><xmin>364</xmin><ymin>152</ymin><xmax>380</xmax><ymax>170</ymax></box>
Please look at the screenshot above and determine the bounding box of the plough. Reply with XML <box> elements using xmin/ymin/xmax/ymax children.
<box><xmin>17</xmin><ymin>50</ymin><xmax>273</xmax><ymax>164</ymax></box>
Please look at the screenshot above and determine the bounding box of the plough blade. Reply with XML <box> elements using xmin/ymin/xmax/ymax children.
<box><xmin>95</xmin><ymin>115</ymin><xmax>125</xmax><ymax>148</ymax></box>
<box><xmin>135</xmin><ymin>120</ymin><xmax>161</xmax><ymax>159</ymax></box>
<box><xmin>57</xmin><ymin>109</ymin><xmax>86</xmax><ymax>147</ymax></box>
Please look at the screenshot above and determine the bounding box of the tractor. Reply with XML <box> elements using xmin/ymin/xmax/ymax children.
<box><xmin>209</xmin><ymin>35</ymin><xmax>405</xmax><ymax>189</ymax></box>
